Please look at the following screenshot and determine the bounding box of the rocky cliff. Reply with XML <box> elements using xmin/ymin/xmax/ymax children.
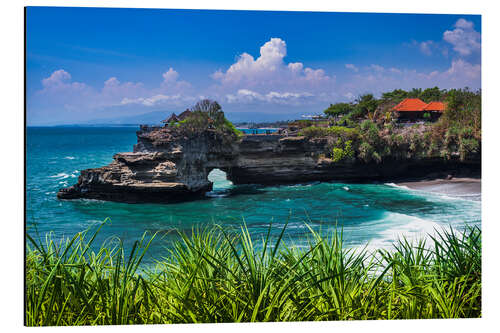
<box><xmin>57</xmin><ymin>126</ymin><xmax>480</xmax><ymax>203</ymax></box>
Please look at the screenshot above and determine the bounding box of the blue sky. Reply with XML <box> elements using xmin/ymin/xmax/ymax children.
<box><xmin>26</xmin><ymin>7</ymin><xmax>481</xmax><ymax>125</ymax></box>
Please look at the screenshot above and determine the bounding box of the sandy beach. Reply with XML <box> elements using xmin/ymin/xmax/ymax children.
<box><xmin>396</xmin><ymin>177</ymin><xmax>481</xmax><ymax>201</ymax></box>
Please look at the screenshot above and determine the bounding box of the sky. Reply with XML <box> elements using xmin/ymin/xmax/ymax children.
<box><xmin>26</xmin><ymin>7</ymin><xmax>481</xmax><ymax>125</ymax></box>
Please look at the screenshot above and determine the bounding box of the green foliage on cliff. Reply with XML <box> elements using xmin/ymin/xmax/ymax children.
<box><xmin>26</xmin><ymin>221</ymin><xmax>481</xmax><ymax>325</ymax></box>
<box><xmin>331</xmin><ymin>140</ymin><xmax>354</xmax><ymax>162</ymax></box>
<box><xmin>299</xmin><ymin>125</ymin><xmax>359</xmax><ymax>139</ymax></box>
<box><xmin>310</xmin><ymin>87</ymin><xmax>481</xmax><ymax>163</ymax></box>
<box><xmin>174</xmin><ymin>99</ymin><xmax>243</xmax><ymax>140</ymax></box>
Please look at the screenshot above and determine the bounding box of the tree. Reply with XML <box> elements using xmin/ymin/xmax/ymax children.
<box><xmin>381</xmin><ymin>89</ymin><xmax>408</xmax><ymax>103</ymax></box>
<box><xmin>408</xmin><ymin>88</ymin><xmax>422</xmax><ymax>98</ymax></box>
<box><xmin>324</xmin><ymin>103</ymin><xmax>354</xmax><ymax>118</ymax></box>
<box><xmin>420</xmin><ymin>87</ymin><xmax>444</xmax><ymax>102</ymax></box>
<box><xmin>190</xmin><ymin>99</ymin><xmax>225</xmax><ymax>127</ymax></box>
<box><xmin>351</xmin><ymin>94</ymin><xmax>379</xmax><ymax>119</ymax></box>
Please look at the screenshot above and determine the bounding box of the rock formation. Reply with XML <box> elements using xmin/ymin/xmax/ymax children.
<box><xmin>57</xmin><ymin>125</ymin><xmax>480</xmax><ymax>203</ymax></box>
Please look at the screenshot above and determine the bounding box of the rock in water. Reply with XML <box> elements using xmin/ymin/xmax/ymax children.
<box><xmin>57</xmin><ymin>126</ymin><xmax>479</xmax><ymax>203</ymax></box>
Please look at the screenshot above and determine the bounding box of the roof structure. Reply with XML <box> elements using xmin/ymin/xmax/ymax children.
<box><xmin>392</xmin><ymin>98</ymin><xmax>428</xmax><ymax>112</ymax></box>
<box><xmin>162</xmin><ymin>113</ymin><xmax>179</xmax><ymax>123</ymax></box>
<box><xmin>423</xmin><ymin>101</ymin><xmax>446</xmax><ymax>112</ymax></box>
<box><xmin>392</xmin><ymin>98</ymin><xmax>447</xmax><ymax>112</ymax></box>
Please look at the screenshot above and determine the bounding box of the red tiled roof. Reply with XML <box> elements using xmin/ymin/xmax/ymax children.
<box><xmin>392</xmin><ymin>98</ymin><xmax>428</xmax><ymax>112</ymax></box>
<box><xmin>423</xmin><ymin>101</ymin><xmax>446</xmax><ymax>112</ymax></box>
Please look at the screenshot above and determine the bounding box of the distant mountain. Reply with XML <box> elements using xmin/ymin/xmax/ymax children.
<box><xmin>74</xmin><ymin>109</ymin><xmax>311</xmax><ymax>126</ymax></box>
<box><xmin>83</xmin><ymin>110</ymin><xmax>174</xmax><ymax>125</ymax></box>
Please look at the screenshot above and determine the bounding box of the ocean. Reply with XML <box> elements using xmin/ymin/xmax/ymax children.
<box><xmin>26</xmin><ymin>126</ymin><xmax>481</xmax><ymax>261</ymax></box>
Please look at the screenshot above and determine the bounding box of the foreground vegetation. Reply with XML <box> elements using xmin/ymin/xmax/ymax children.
<box><xmin>26</xmin><ymin>220</ymin><xmax>481</xmax><ymax>326</ymax></box>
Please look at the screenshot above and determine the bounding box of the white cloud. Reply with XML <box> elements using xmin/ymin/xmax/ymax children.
<box><xmin>455</xmin><ymin>18</ymin><xmax>474</xmax><ymax>30</ymax></box>
<box><xmin>211</xmin><ymin>37</ymin><xmax>331</xmax><ymax>93</ymax></box>
<box><xmin>162</xmin><ymin>68</ymin><xmax>179</xmax><ymax>84</ymax></box>
<box><xmin>40</xmin><ymin>69</ymin><xmax>91</xmax><ymax>94</ymax></box>
<box><xmin>159</xmin><ymin>67</ymin><xmax>192</xmax><ymax>93</ymax></box>
<box><xmin>36</xmin><ymin>68</ymin><xmax>193</xmax><ymax>111</ymax></box>
<box><xmin>225</xmin><ymin>89</ymin><xmax>315</xmax><ymax>105</ymax></box>
<box><xmin>345</xmin><ymin>64</ymin><xmax>358</xmax><ymax>72</ymax></box>
<box><xmin>444</xmin><ymin>59</ymin><xmax>481</xmax><ymax>81</ymax></box>
<box><xmin>443</xmin><ymin>18</ymin><xmax>481</xmax><ymax>56</ymax></box>
<box><xmin>121</xmin><ymin>94</ymin><xmax>188</xmax><ymax>107</ymax></box>
<box><xmin>36</xmin><ymin>70</ymin><xmax>95</xmax><ymax>112</ymax></box>
<box><xmin>42</xmin><ymin>69</ymin><xmax>72</xmax><ymax>87</ymax></box>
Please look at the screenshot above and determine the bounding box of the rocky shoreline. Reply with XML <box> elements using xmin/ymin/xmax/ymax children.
<box><xmin>57</xmin><ymin>126</ymin><xmax>480</xmax><ymax>204</ymax></box>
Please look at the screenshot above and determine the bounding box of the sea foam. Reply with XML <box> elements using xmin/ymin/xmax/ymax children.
<box><xmin>365</xmin><ymin>212</ymin><xmax>446</xmax><ymax>252</ymax></box>
<box><xmin>49</xmin><ymin>173</ymin><xmax>70</xmax><ymax>179</ymax></box>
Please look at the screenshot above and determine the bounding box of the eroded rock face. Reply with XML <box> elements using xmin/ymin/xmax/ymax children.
<box><xmin>57</xmin><ymin>127</ymin><xmax>480</xmax><ymax>203</ymax></box>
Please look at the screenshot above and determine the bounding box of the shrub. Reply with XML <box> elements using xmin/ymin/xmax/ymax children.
<box><xmin>358</xmin><ymin>142</ymin><xmax>375</xmax><ymax>163</ymax></box>
<box><xmin>330</xmin><ymin>140</ymin><xmax>354</xmax><ymax>162</ymax></box>
<box><xmin>299</xmin><ymin>126</ymin><xmax>330</xmax><ymax>138</ymax></box>
<box><xmin>299</xmin><ymin>126</ymin><xmax>360</xmax><ymax>140</ymax></box>
<box><xmin>459</xmin><ymin>138</ymin><xmax>480</xmax><ymax>161</ymax></box>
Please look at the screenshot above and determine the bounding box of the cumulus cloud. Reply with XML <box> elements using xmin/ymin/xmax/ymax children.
<box><xmin>162</xmin><ymin>68</ymin><xmax>179</xmax><ymax>84</ymax></box>
<box><xmin>40</xmin><ymin>69</ymin><xmax>91</xmax><ymax>94</ymax></box>
<box><xmin>443</xmin><ymin>18</ymin><xmax>481</xmax><ymax>56</ymax></box>
<box><xmin>36</xmin><ymin>68</ymin><xmax>193</xmax><ymax>111</ymax></box>
<box><xmin>211</xmin><ymin>38</ymin><xmax>331</xmax><ymax>94</ymax></box>
<box><xmin>159</xmin><ymin>67</ymin><xmax>192</xmax><ymax>94</ymax></box>
<box><xmin>42</xmin><ymin>69</ymin><xmax>72</xmax><ymax>87</ymax></box>
<box><xmin>443</xmin><ymin>59</ymin><xmax>481</xmax><ymax>81</ymax></box>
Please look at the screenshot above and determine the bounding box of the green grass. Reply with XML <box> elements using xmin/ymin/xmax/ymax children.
<box><xmin>25</xmin><ymin>220</ymin><xmax>481</xmax><ymax>326</ymax></box>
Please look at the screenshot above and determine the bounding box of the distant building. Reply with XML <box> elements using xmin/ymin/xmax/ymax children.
<box><xmin>162</xmin><ymin>109</ymin><xmax>193</xmax><ymax>125</ymax></box>
<box><xmin>162</xmin><ymin>113</ymin><xmax>179</xmax><ymax>124</ymax></box>
<box><xmin>392</xmin><ymin>98</ymin><xmax>446</xmax><ymax>120</ymax></box>
<box><xmin>177</xmin><ymin>109</ymin><xmax>192</xmax><ymax>121</ymax></box>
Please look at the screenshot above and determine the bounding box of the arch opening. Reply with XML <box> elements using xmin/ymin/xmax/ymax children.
<box><xmin>207</xmin><ymin>168</ymin><xmax>233</xmax><ymax>192</ymax></box>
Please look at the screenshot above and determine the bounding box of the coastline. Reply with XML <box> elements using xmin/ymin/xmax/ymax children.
<box><xmin>396</xmin><ymin>177</ymin><xmax>481</xmax><ymax>200</ymax></box>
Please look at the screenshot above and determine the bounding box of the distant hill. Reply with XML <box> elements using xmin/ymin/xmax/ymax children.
<box><xmin>83</xmin><ymin>110</ymin><xmax>173</xmax><ymax>125</ymax></box>
<box><xmin>64</xmin><ymin>109</ymin><xmax>311</xmax><ymax>127</ymax></box>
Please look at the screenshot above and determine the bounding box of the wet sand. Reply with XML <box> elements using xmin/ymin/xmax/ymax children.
<box><xmin>396</xmin><ymin>177</ymin><xmax>481</xmax><ymax>200</ymax></box>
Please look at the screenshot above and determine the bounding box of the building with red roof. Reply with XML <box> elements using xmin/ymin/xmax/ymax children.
<box><xmin>423</xmin><ymin>101</ymin><xmax>446</xmax><ymax>112</ymax></box>
<box><xmin>392</xmin><ymin>98</ymin><xmax>428</xmax><ymax>112</ymax></box>
<box><xmin>392</xmin><ymin>98</ymin><xmax>446</xmax><ymax>121</ymax></box>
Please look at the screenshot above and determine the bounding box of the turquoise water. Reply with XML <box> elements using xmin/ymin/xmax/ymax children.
<box><xmin>26</xmin><ymin>127</ymin><xmax>481</xmax><ymax>259</ymax></box>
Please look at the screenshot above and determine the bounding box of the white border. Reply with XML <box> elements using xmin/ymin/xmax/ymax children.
<box><xmin>2</xmin><ymin>0</ymin><xmax>499</xmax><ymax>332</ymax></box>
